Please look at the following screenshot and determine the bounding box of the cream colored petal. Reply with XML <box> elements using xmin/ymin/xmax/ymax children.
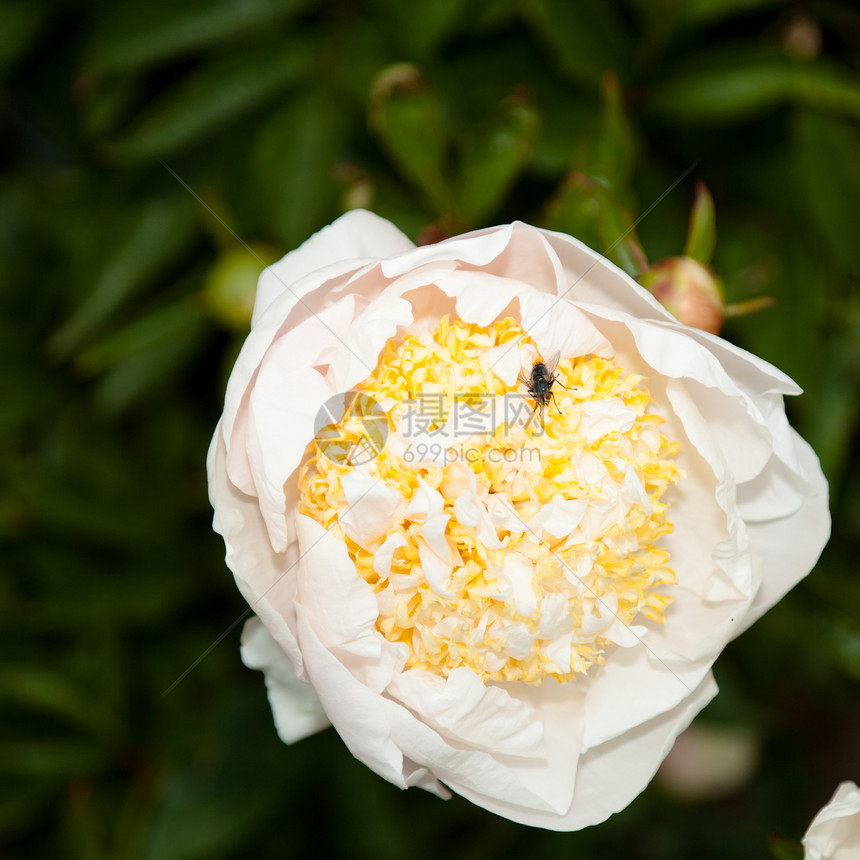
<box><xmin>294</xmin><ymin>515</ymin><xmax>406</xmax><ymax>693</ymax></box>
<box><xmin>416</xmin><ymin>536</ymin><xmax>456</xmax><ymax>599</ymax></box>
<box><xmin>240</xmin><ymin>617</ymin><xmax>329</xmax><ymax>743</ymax></box>
<box><xmin>252</xmin><ymin>209</ymin><xmax>413</xmax><ymax>326</ymax></box>
<box><xmin>295</xmin><ymin>604</ymin><xmax>409</xmax><ymax>787</ymax></box>
<box><xmin>452</xmin><ymin>470</ymin><xmax>502</xmax><ymax>550</ymax></box>
<box><xmin>387</xmin><ymin>667</ymin><xmax>544</xmax><ymax>756</ymax></box>
<box><xmin>208</xmin><ymin>421</ymin><xmax>304</xmax><ymax>675</ymax></box>
<box><xmin>736</xmin><ymin>431</ymin><xmax>830</xmax><ymax>634</ymax></box>
<box><xmin>382</xmin><ymin>676</ymin><xmax>587</xmax><ymax>818</ymax></box>
<box><xmin>803</xmin><ymin>781</ymin><xmax>860</xmax><ymax>860</ymax></box>
<box><xmin>563</xmin><ymin>672</ymin><xmax>718</xmax><ymax>830</ymax></box>
<box><xmin>338</xmin><ymin>468</ymin><xmax>403</xmax><ymax>549</ymax></box>
<box><xmin>575</xmin><ymin>397</ymin><xmax>637</xmax><ymax>443</ymax></box>
<box><xmin>373</xmin><ymin>532</ymin><xmax>408</xmax><ymax>578</ymax></box>
<box><xmin>539</xmin><ymin>495</ymin><xmax>588</xmax><ymax>540</ymax></box>
<box><xmin>495</xmin><ymin>553</ymin><xmax>538</xmax><ymax>617</ymax></box>
<box><xmin>432</xmin><ymin>679</ymin><xmax>588</xmax><ymax>824</ymax></box>
<box><xmin>580</xmin><ymin>641</ymin><xmax>715</xmax><ymax>752</ymax></box>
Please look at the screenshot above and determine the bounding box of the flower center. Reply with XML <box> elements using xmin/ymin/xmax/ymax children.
<box><xmin>299</xmin><ymin>317</ymin><xmax>681</xmax><ymax>684</ymax></box>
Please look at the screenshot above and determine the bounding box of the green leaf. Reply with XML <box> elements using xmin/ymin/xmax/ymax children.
<box><xmin>369</xmin><ymin>65</ymin><xmax>454</xmax><ymax>216</ymax></box>
<box><xmin>79</xmin><ymin>299</ymin><xmax>210</xmax><ymax>415</ymax></box>
<box><xmin>650</xmin><ymin>57</ymin><xmax>860</xmax><ymax>123</ymax></box>
<box><xmin>769</xmin><ymin>835</ymin><xmax>804</xmax><ymax>860</ymax></box>
<box><xmin>683</xmin><ymin>182</ymin><xmax>716</xmax><ymax>264</ymax></box>
<box><xmin>85</xmin><ymin>0</ymin><xmax>313</xmax><ymax>74</ymax></box>
<box><xmin>542</xmin><ymin>173</ymin><xmax>646</xmax><ymax>276</ymax></box>
<box><xmin>252</xmin><ymin>89</ymin><xmax>351</xmax><ymax>246</ymax></box>
<box><xmin>140</xmin><ymin>693</ymin><xmax>295</xmax><ymax>860</ymax></box>
<box><xmin>0</xmin><ymin>0</ymin><xmax>48</xmax><ymax>69</ymax></box>
<box><xmin>800</xmin><ymin>297</ymin><xmax>860</xmax><ymax>487</ymax></box>
<box><xmin>793</xmin><ymin>108</ymin><xmax>860</xmax><ymax>277</ymax></box>
<box><xmin>79</xmin><ymin>73</ymin><xmax>143</xmax><ymax>139</ymax></box>
<box><xmin>589</xmin><ymin>179</ymin><xmax>648</xmax><ymax>277</ymax></box>
<box><xmin>520</xmin><ymin>0</ymin><xmax>630</xmax><ymax>87</ymax></box>
<box><xmin>571</xmin><ymin>72</ymin><xmax>637</xmax><ymax>197</ymax></box>
<box><xmin>822</xmin><ymin>616</ymin><xmax>860</xmax><ymax>681</ymax></box>
<box><xmin>367</xmin><ymin>0</ymin><xmax>468</xmax><ymax>57</ymax></box>
<box><xmin>0</xmin><ymin>779</ymin><xmax>56</xmax><ymax>838</ymax></box>
<box><xmin>49</xmin><ymin>197</ymin><xmax>197</xmax><ymax>359</ymax></box>
<box><xmin>541</xmin><ymin>172</ymin><xmax>605</xmax><ymax>252</ymax></box>
<box><xmin>109</xmin><ymin>41</ymin><xmax>313</xmax><ymax>162</ymax></box>
<box><xmin>0</xmin><ymin>667</ymin><xmax>109</xmax><ymax>733</ymax></box>
<box><xmin>0</xmin><ymin>740</ymin><xmax>104</xmax><ymax>778</ymax></box>
<box><xmin>678</xmin><ymin>0</ymin><xmax>783</xmax><ymax>28</ymax></box>
<box><xmin>458</xmin><ymin>94</ymin><xmax>540</xmax><ymax>225</ymax></box>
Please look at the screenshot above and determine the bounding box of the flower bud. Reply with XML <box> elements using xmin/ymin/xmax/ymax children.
<box><xmin>657</xmin><ymin>723</ymin><xmax>760</xmax><ymax>801</ymax></box>
<box><xmin>639</xmin><ymin>256</ymin><xmax>726</xmax><ymax>334</ymax></box>
<box><xmin>203</xmin><ymin>245</ymin><xmax>277</xmax><ymax>330</ymax></box>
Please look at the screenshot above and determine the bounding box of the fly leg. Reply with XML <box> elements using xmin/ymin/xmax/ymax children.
<box><xmin>524</xmin><ymin>401</ymin><xmax>545</xmax><ymax>431</ymax></box>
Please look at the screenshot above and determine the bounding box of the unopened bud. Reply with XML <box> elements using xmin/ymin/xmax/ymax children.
<box><xmin>203</xmin><ymin>245</ymin><xmax>278</xmax><ymax>330</ymax></box>
<box><xmin>639</xmin><ymin>256</ymin><xmax>726</xmax><ymax>334</ymax></box>
<box><xmin>658</xmin><ymin>723</ymin><xmax>760</xmax><ymax>801</ymax></box>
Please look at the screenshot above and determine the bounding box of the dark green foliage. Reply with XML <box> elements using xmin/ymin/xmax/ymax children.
<box><xmin>2</xmin><ymin>1</ymin><xmax>859</xmax><ymax>857</ymax></box>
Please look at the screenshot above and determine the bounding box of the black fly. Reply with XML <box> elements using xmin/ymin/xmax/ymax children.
<box><xmin>519</xmin><ymin>351</ymin><xmax>566</xmax><ymax>419</ymax></box>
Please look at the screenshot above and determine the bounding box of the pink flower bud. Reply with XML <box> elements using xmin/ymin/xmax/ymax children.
<box><xmin>639</xmin><ymin>256</ymin><xmax>725</xmax><ymax>334</ymax></box>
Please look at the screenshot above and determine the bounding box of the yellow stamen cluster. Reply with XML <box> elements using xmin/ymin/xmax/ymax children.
<box><xmin>299</xmin><ymin>317</ymin><xmax>682</xmax><ymax>685</ymax></box>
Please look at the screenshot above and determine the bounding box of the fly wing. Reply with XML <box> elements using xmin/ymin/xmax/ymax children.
<box><xmin>517</xmin><ymin>367</ymin><xmax>533</xmax><ymax>389</ymax></box>
<box><xmin>543</xmin><ymin>351</ymin><xmax>560</xmax><ymax>375</ymax></box>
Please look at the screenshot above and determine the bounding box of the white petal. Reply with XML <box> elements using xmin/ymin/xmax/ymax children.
<box><xmin>419</xmin><ymin>512</ymin><xmax>453</xmax><ymax>563</ymax></box>
<box><xmin>435</xmin><ymin>679</ymin><xmax>588</xmax><ymax>823</ymax></box>
<box><xmin>575</xmin><ymin>397</ymin><xmax>637</xmax><ymax>443</ymax></box>
<box><xmin>388</xmin><ymin>667</ymin><xmax>544</xmax><ymax>756</ymax></box>
<box><xmin>580</xmin><ymin>311</ymin><xmax>775</xmax><ymax>484</ymax></box>
<box><xmin>604</xmin><ymin>621</ymin><xmax>649</xmax><ymax>648</ymax></box>
<box><xmin>460</xmin><ymin>672</ymin><xmax>717</xmax><ymax>830</ymax></box>
<box><xmin>803</xmin><ymin>781</ymin><xmax>860</xmax><ymax>860</ymax></box>
<box><xmin>338</xmin><ymin>469</ymin><xmax>403</xmax><ymax>549</ymax></box>
<box><xmin>540</xmin><ymin>494</ymin><xmax>588</xmax><ymax>539</ymax></box>
<box><xmin>543</xmin><ymin>632</ymin><xmax>574</xmax><ymax>673</ymax></box>
<box><xmin>496</xmin><ymin>553</ymin><xmax>538</xmax><ymax>617</ymax></box>
<box><xmin>481</xmin><ymin>343</ymin><xmax>524</xmax><ymax>387</ymax></box>
<box><xmin>240</xmin><ymin>617</ymin><xmax>329</xmax><ymax>743</ymax></box>
<box><xmin>581</xmin><ymin>637</ymin><xmax>715</xmax><ymax>752</ymax></box>
<box><xmin>207</xmin><ymin>422</ymin><xmax>304</xmax><ymax>675</ymax></box>
<box><xmin>252</xmin><ymin>209</ymin><xmax>413</xmax><ymax>326</ymax></box>
<box><xmin>373</xmin><ymin>532</ymin><xmax>408</xmax><ymax>578</ymax></box>
<box><xmin>538</xmin><ymin>593</ymin><xmax>574</xmax><ymax>639</ymax></box>
<box><xmin>417</xmin><ymin>536</ymin><xmax>456</xmax><ymax>598</ymax></box>
<box><xmin>619</xmin><ymin>466</ymin><xmax>651</xmax><ymax>516</ymax></box>
<box><xmin>736</xmin><ymin>430</ymin><xmax>830</xmax><ymax>634</ymax></box>
<box><xmin>295</xmin><ymin>604</ymin><xmax>409</xmax><ymax>787</ymax></box>
<box><xmin>499</xmin><ymin>622</ymin><xmax>536</xmax><ymax>660</ymax></box>
<box><xmin>380</xmin><ymin>224</ymin><xmax>515</xmax><ymax>280</ymax></box>
<box><xmin>538</xmin><ymin>225</ymin><xmax>678</xmax><ymax>323</ymax></box>
<box><xmin>563</xmin><ymin>672</ymin><xmax>718</xmax><ymax>830</ymax></box>
<box><xmin>453</xmin><ymin>470</ymin><xmax>502</xmax><ymax>549</ymax></box>
<box><xmin>295</xmin><ymin>515</ymin><xmax>405</xmax><ymax>692</ymax></box>
<box><xmin>486</xmin><ymin>494</ymin><xmax>528</xmax><ymax>534</ymax></box>
<box><xmin>404</xmin><ymin>476</ymin><xmax>444</xmax><ymax>521</ymax></box>
<box><xmin>381</xmin><ymin>676</ymin><xmax>587</xmax><ymax>817</ymax></box>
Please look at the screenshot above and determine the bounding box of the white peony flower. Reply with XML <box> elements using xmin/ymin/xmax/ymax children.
<box><xmin>803</xmin><ymin>782</ymin><xmax>860</xmax><ymax>860</ymax></box>
<box><xmin>207</xmin><ymin>210</ymin><xmax>830</xmax><ymax>830</ymax></box>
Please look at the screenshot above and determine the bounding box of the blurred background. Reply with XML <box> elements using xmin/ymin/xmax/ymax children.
<box><xmin>2</xmin><ymin>0</ymin><xmax>860</xmax><ymax>857</ymax></box>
